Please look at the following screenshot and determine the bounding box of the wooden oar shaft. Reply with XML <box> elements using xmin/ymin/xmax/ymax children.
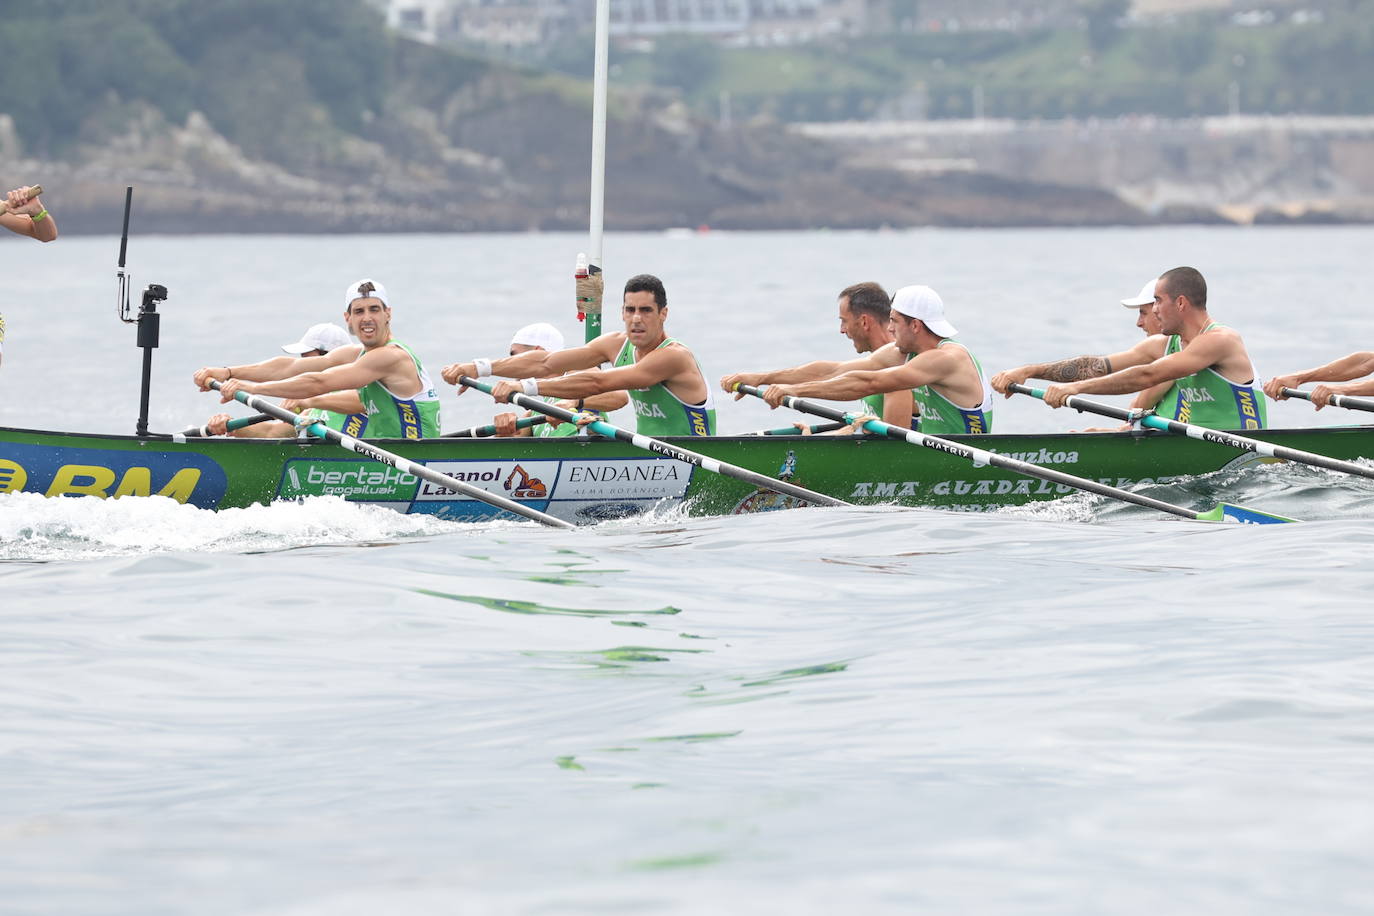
<box><xmin>1014</xmin><ymin>384</ymin><xmax>1374</xmax><ymax>481</ymax></box>
<box><xmin>210</xmin><ymin>382</ymin><xmax>574</xmax><ymax>529</ymax></box>
<box><xmin>460</xmin><ymin>377</ymin><xmax>850</xmax><ymax>508</ymax></box>
<box><xmin>444</xmin><ymin>415</ymin><xmax>549</xmax><ymax>438</ymax></box>
<box><xmin>1281</xmin><ymin>386</ymin><xmax>1374</xmax><ymax>413</ymax></box>
<box><xmin>739</xmin><ymin>384</ymin><xmax>1211</xmax><ymax>521</ymax></box>
<box><xmin>1</xmin><ymin>184</ymin><xmax>43</xmax><ymax>214</ymax></box>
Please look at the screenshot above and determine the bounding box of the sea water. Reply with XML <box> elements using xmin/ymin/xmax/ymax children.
<box><xmin>2</xmin><ymin>228</ymin><xmax>1373</xmax><ymax>913</ymax></box>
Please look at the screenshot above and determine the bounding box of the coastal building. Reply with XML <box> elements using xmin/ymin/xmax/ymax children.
<box><xmin>367</xmin><ymin>0</ymin><xmax>1328</xmax><ymax>50</ymax></box>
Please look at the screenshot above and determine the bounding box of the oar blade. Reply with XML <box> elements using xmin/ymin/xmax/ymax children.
<box><xmin>1197</xmin><ymin>503</ymin><xmax>1299</xmax><ymax>525</ymax></box>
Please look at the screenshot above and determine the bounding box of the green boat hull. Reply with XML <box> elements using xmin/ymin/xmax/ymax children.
<box><xmin>2</xmin><ymin>424</ymin><xmax>1370</xmax><ymax>523</ymax></box>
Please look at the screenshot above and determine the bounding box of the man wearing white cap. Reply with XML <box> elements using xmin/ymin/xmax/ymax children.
<box><xmin>759</xmin><ymin>285</ymin><xmax>994</xmax><ymax>435</ymax></box>
<box><xmin>720</xmin><ymin>281</ymin><xmax>918</xmax><ymax>431</ymax></box>
<box><xmin>490</xmin><ymin>323</ymin><xmax>628</xmax><ymax>437</ymax></box>
<box><xmin>194</xmin><ymin>279</ymin><xmax>442</xmax><ymax>439</ymax></box>
<box><xmin>281</xmin><ymin>322</ymin><xmax>354</xmax><ymax>357</ymax></box>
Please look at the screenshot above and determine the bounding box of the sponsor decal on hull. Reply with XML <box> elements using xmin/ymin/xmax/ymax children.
<box><xmin>0</xmin><ymin>442</ymin><xmax>228</xmax><ymax>508</ymax></box>
<box><xmin>732</xmin><ymin>448</ymin><xmax>809</xmax><ymax>514</ymax></box>
<box><xmin>280</xmin><ymin>459</ymin><xmax>419</xmax><ymax>501</ymax></box>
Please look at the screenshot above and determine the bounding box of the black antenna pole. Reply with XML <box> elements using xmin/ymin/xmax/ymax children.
<box><xmin>118</xmin><ymin>186</ymin><xmax>132</xmax><ymax>269</ymax></box>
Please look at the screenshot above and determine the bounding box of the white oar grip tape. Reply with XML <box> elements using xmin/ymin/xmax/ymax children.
<box><xmin>473</xmin><ymin>358</ymin><xmax>493</xmax><ymax>378</ymax></box>
<box><xmin>521</xmin><ymin>378</ymin><xmax>541</xmax><ymax>396</ymax></box>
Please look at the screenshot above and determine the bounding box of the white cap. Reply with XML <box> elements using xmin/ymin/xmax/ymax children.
<box><xmin>345</xmin><ymin>278</ymin><xmax>388</xmax><ymax>308</ymax></box>
<box><xmin>509</xmin><ymin>322</ymin><xmax>564</xmax><ymax>351</ymax></box>
<box><xmin>281</xmin><ymin>323</ymin><xmax>354</xmax><ymax>355</ymax></box>
<box><xmin>890</xmin><ymin>285</ymin><xmax>958</xmax><ymax>338</ymax></box>
<box><xmin>1121</xmin><ymin>279</ymin><xmax>1158</xmax><ymax>308</ymax></box>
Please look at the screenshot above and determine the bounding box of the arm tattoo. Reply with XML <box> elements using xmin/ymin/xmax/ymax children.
<box><xmin>1042</xmin><ymin>355</ymin><xmax>1112</xmax><ymax>382</ymax></box>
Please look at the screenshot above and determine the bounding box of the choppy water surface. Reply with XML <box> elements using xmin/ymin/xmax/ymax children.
<box><xmin>3</xmin><ymin>228</ymin><xmax>1374</xmax><ymax>913</ymax></box>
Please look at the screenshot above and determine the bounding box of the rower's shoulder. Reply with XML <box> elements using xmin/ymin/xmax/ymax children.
<box><xmin>869</xmin><ymin>341</ymin><xmax>905</xmax><ymax>366</ymax></box>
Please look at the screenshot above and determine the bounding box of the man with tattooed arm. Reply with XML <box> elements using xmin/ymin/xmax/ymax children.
<box><xmin>991</xmin><ymin>268</ymin><xmax>1266</xmax><ymax>430</ymax></box>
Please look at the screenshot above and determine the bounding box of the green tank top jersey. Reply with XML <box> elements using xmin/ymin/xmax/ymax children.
<box><xmin>1157</xmin><ymin>325</ymin><xmax>1266</xmax><ymax>430</ymax></box>
<box><xmin>907</xmin><ymin>341</ymin><xmax>994</xmax><ymax>435</ymax></box>
<box><xmin>342</xmin><ymin>340</ymin><xmax>442</xmax><ymax>440</ymax></box>
<box><xmin>862</xmin><ymin>392</ymin><xmax>919</xmax><ymax>430</ymax></box>
<box><xmin>613</xmin><ymin>337</ymin><xmax>716</xmax><ymax>436</ymax></box>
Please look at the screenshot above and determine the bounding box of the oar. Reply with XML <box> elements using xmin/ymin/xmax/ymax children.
<box><xmin>746</xmin><ymin>421</ymin><xmax>848</xmax><ymax>437</ymax></box>
<box><xmin>1280</xmin><ymin>386</ymin><xmax>1374</xmax><ymax>414</ymax></box>
<box><xmin>444</xmin><ymin>415</ymin><xmax>550</xmax><ymax>438</ymax></box>
<box><xmin>209</xmin><ymin>380</ymin><xmax>574</xmax><ymax>529</ymax></box>
<box><xmin>1011</xmin><ymin>383</ymin><xmax>1374</xmax><ymax>483</ymax></box>
<box><xmin>176</xmin><ymin>413</ymin><xmax>276</xmax><ymax>438</ymax></box>
<box><xmin>735</xmin><ymin>384</ymin><xmax>1294</xmax><ymax>525</ymax></box>
<box><xmin>1</xmin><ymin>184</ymin><xmax>43</xmax><ymax>214</ymax></box>
<box><xmin>459</xmin><ymin>376</ymin><xmax>851</xmax><ymax>508</ymax></box>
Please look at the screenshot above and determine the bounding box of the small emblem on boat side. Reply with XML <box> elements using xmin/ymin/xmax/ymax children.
<box><xmin>731</xmin><ymin>449</ymin><xmax>809</xmax><ymax>514</ymax></box>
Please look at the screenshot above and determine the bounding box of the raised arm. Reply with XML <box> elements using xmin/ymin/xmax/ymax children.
<box><xmin>762</xmin><ymin>348</ymin><xmax>957</xmax><ymax>407</ymax></box>
<box><xmin>1044</xmin><ymin>334</ymin><xmax>1230</xmax><ymax>407</ymax></box>
<box><xmin>441</xmin><ymin>335</ymin><xmax>619</xmax><ymax>388</ymax></box>
<box><xmin>991</xmin><ymin>337</ymin><xmax>1165</xmax><ymax>396</ymax></box>
<box><xmin>1</xmin><ymin>187</ymin><xmax>56</xmax><ymax>242</ymax></box>
<box><xmin>215</xmin><ymin>346</ymin><xmax>403</xmax><ymax>402</ymax></box>
<box><xmin>194</xmin><ymin>349</ymin><xmax>355</xmax><ymax>390</ymax></box>
<box><xmin>500</xmin><ymin>345</ymin><xmax>692</xmax><ymax>402</ymax></box>
<box><xmin>1264</xmin><ymin>351</ymin><xmax>1374</xmax><ymax>401</ymax></box>
<box><xmin>722</xmin><ymin>346</ymin><xmax>903</xmax><ymax>399</ymax></box>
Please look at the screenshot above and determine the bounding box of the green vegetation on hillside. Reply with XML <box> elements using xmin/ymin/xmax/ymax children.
<box><xmin>0</xmin><ymin>0</ymin><xmax>514</xmax><ymax>169</ymax></box>
<box><xmin>567</xmin><ymin>3</ymin><xmax>1374</xmax><ymax>122</ymax></box>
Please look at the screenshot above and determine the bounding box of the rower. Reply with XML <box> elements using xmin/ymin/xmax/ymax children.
<box><xmin>194</xmin><ymin>279</ymin><xmax>442</xmax><ymax>439</ymax></box>
<box><xmin>200</xmin><ymin>322</ymin><xmax>361</xmax><ymax>438</ymax></box>
<box><xmin>1034</xmin><ymin>267</ymin><xmax>1267</xmax><ymax>430</ymax></box>
<box><xmin>1264</xmin><ymin>352</ymin><xmax>1374</xmax><ymax>409</ymax></box>
<box><xmin>442</xmin><ymin>273</ymin><xmax>716</xmax><ymax>437</ymax></box>
<box><xmin>757</xmin><ymin>284</ymin><xmax>994</xmax><ymax>435</ymax></box>
<box><xmin>719</xmin><ymin>281</ymin><xmax>919</xmax><ymax>432</ymax></box>
<box><xmin>991</xmin><ymin>278</ymin><xmax>1169</xmax><ymax>431</ymax></box>
<box><xmin>489</xmin><ymin>321</ymin><xmax>628</xmax><ymax>437</ymax></box>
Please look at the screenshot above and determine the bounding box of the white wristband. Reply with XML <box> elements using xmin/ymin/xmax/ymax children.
<box><xmin>521</xmin><ymin>377</ymin><xmax>540</xmax><ymax>396</ymax></box>
<box><xmin>473</xmin><ymin>358</ymin><xmax>493</xmax><ymax>378</ymax></box>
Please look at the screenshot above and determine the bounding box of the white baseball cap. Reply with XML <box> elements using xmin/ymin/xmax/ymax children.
<box><xmin>345</xmin><ymin>278</ymin><xmax>388</xmax><ymax>308</ymax></box>
<box><xmin>510</xmin><ymin>322</ymin><xmax>564</xmax><ymax>351</ymax></box>
<box><xmin>1121</xmin><ymin>279</ymin><xmax>1158</xmax><ymax>308</ymax></box>
<box><xmin>282</xmin><ymin>323</ymin><xmax>354</xmax><ymax>355</ymax></box>
<box><xmin>890</xmin><ymin>285</ymin><xmax>958</xmax><ymax>338</ymax></box>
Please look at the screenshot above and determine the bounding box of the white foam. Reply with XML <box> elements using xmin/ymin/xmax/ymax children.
<box><xmin>0</xmin><ymin>493</ymin><xmax>459</xmax><ymax>561</ymax></box>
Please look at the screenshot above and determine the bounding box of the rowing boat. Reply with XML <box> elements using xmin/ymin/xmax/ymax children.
<box><xmin>4</xmin><ymin>423</ymin><xmax>1369</xmax><ymax>522</ymax></box>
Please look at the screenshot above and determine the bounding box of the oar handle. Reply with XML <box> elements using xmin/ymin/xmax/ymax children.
<box><xmin>444</xmin><ymin>415</ymin><xmax>550</xmax><ymax>438</ymax></box>
<box><xmin>1281</xmin><ymin>386</ymin><xmax>1374</xmax><ymax>413</ymax></box>
<box><xmin>1009</xmin><ymin>383</ymin><xmax>1146</xmax><ymax>424</ymax></box>
<box><xmin>2</xmin><ymin>184</ymin><xmax>44</xmax><ymax>214</ymax></box>
<box><xmin>178</xmin><ymin>413</ymin><xmax>276</xmax><ymax>438</ymax></box>
<box><xmin>748</xmin><ymin>421</ymin><xmax>848</xmax><ymax>436</ymax></box>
